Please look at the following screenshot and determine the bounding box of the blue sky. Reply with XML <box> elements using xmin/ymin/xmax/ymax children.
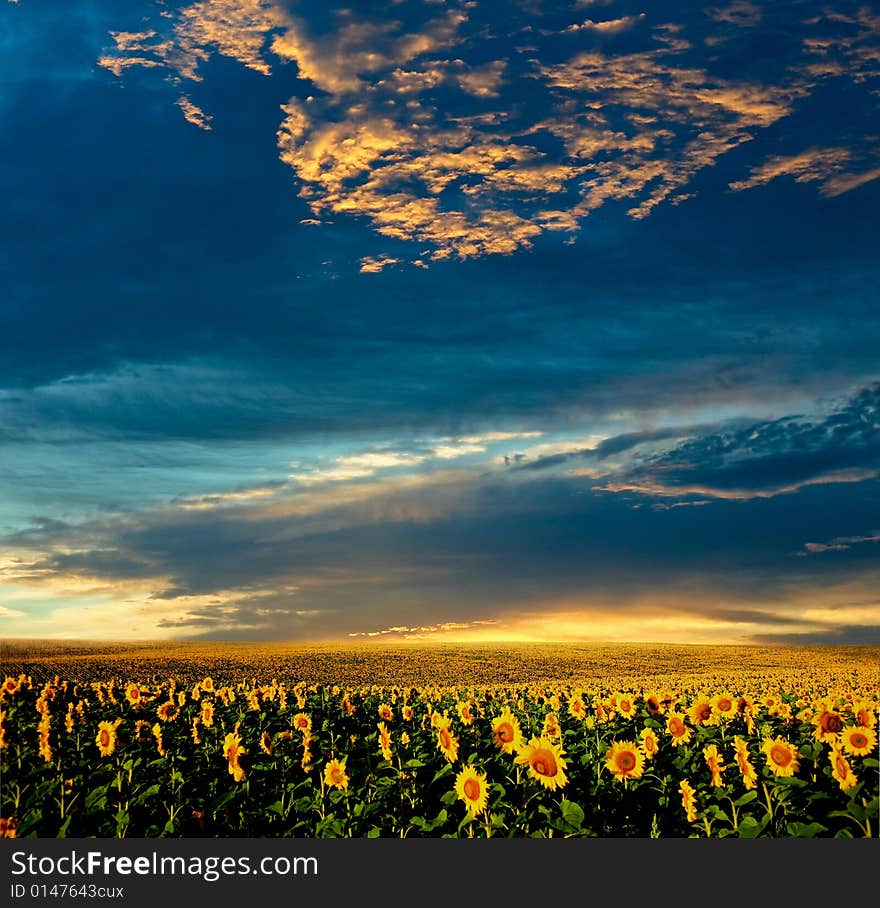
<box><xmin>1</xmin><ymin>0</ymin><xmax>878</xmax><ymax>643</ymax></box>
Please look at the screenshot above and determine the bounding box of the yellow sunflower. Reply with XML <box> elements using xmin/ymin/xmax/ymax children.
<box><xmin>402</xmin><ymin>705</ymin><xmax>414</xmax><ymax>721</ymax></box>
<box><xmin>200</xmin><ymin>700</ymin><xmax>214</xmax><ymax>727</ymax></box>
<box><xmin>689</xmin><ymin>698</ymin><xmax>714</xmax><ymax>726</ymax></box>
<box><xmin>324</xmin><ymin>758</ymin><xmax>349</xmax><ymax>790</ymax></box>
<box><xmin>639</xmin><ymin>727</ymin><xmax>660</xmax><ymax>760</ymax></box>
<box><xmin>665</xmin><ymin>712</ymin><xmax>692</xmax><ymax>746</ymax></box>
<box><xmin>542</xmin><ymin>712</ymin><xmax>561</xmax><ymax>739</ymax></box>
<box><xmin>293</xmin><ymin>713</ymin><xmax>312</xmax><ymax>736</ymax></box>
<box><xmin>840</xmin><ymin>725</ymin><xmax>876</xmax><ymax>757</ymax></box>
<box><xmin>156</xmin><ymin>701</ymin><xmax>179</xmax><ymax>722</ymax></box>
<box><xmin>829</xmin><ymin>747</ymin><xmax>858</xmax><ymax>791</ymax></box>
<box><xmin>454</xmin><ymin>766</ymin><xmax>490</xmax><ymax>816</ymax></box>
<box><xmin>568</xmin><ymin>695</ymin><xmax>587</xmax><ymax>721</ymax></box>
<box><xmin>436</xmin><ymin>724</ymin><xmax>460</xmax><ymax>763</ymax></box>
<box><xmin>457</xmin><ymin>701</ymin><xmax>475</xmax><ymax>727</ymax></box>
<box><xmin>124</xmin><ymin>683</ymin><xmax>143</xmax><ymax>708</ymax></box>
<box><xmin>733</xmin><ymin>736</ymin><xmax>757</xmax><ymax>790</ymax></box>
<box><xmin>703</xmin><ymin>744</ymin><xmax>725</xmax><ymax>787</ymax></box>
<box><xmin>95</xmin><ymin>719</ymin><xmax>122</xmax><ymax>757</ymax></box>
<box><xmin>2</xmin><ymin>677</ymin><xmax>19</xmax><ymax>697</ymax></box>
<box><xmin>378</xmin><ymin>703</ymin><xmax>394</xmax><ymax>722</ymax></box>
<box><xmin>761</xmin><ymin>737</ymin><xmax>799</xmax><ymax>778</ymax></box>
<box><xmin>515</xmin><ymin>736</ymin><xmax>568</xmax><ymax>791</ymax></box>
<box><xmin>222</xmin><ymin>730</ymin><xmax>246</xmax><ymax>782</ymax></box>
<box><xmin>201</xmin><ymin>677</ymin><xmax>214</xmax><ymax>693</ymax></box>
<box><xmin>711</xmin><ymin>693</ymin><xmax>737</xmax><ymax>720</ymax></box>
<box><xmin>377</xmin><ymin>721</ymin><xmax>393</xmax><ymax>760</ymax></box>
<box><xmin>812</xmin><ymin>702</ymin><xmax>844</xmax><ymax>742</ymax></box>
<box><xmin>605</xmin><ymin>741</ymin><xmax>645</xmax><ymax>782</ymax></box>
<box><xmin>616</xmin><ymin>694</ymin><xmax>637</xmax><ymax>719</ymax></box>
<box><xmin>491</xmin><ymin>708</ymin><xmax>524</xmax><ymax>754</ymax></box>
<box><xmin>679</xmin><ymin>779</ymin><xmax>698</xmax><ymax>823</ymax></box>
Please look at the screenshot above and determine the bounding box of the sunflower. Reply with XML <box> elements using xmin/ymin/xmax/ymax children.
<box><xmin>679</xmin><ymin>779</ymin><xmax>698</xmax><ymax>823</ymax></box>
<box><xmin>259</xmin><ymin>731</ymin><xmax>274</xmax><ymax>756</ymax></box>
<box><xmin>644</xmin><ymin>692</ymin><xmax>664</xmax><ymax>716</ymax></box>
<box><xmin>665</xmin><ymin>712</ymin><xmax>692</xmax><ymax>746</ymax></box>
<box><xmin>457</xmin><ymin>701</ymin><xmax>475</xmax><ymax>727</ymax></box>
<box><xmin>689</xmin><ymin>698</ymin><xmax>714</xmax><ymax>726</ymax></box>
<box><xmin>568</xmin><ymin>695</ymin><xmax>587</xmax><ymax>721</ymax></box>
<box><xmin>0</xmin><ymin>817</ymin><xmax>19</xmax><ymax>838</ymax></box>
<box><xmin>454</xmin><ymin>766</ymin><xmax>490</xmax><ymax>816</ymax></box>
<box><xmin>96</xmin><ymin>719</ymin><xmax>122</xmax><ymax>757</ymax></box>
<box><xmin>2</xmin><ymin>677</ymin><xmax>19</xmax><ymax>697</ymax></box>
<box><xmin>436</xmin><ymin>724</ymin><xmax>460</xmax><ymax>763</ymax></box>
<box><xmin>378</xmin><ymin>703</ymin><xmax>394</xmax><ymax>722</ymax></box>
<box><xmin>703</xmin><ymin>744</ymin><xmax>725</xmax><ymax>787</ymax></box>
<box><xmin>605</xmin><ymin>741</ymin><xmax>645</xmax><ymax>782</ymax></box>
<box><xmin>733</xmin><ymin>736</ymin><xmax>757</xmax><ymax>790</ymax></box>
<box><xmin>639</xmin><ymin>727</ymin><xmax>660</xmax><ymax>760</ymax></box>
<box><xmin>152</xmin><ymin>722</ymin><xmax>166</xmax><ymax>758</ymax></box>
<box><xmin>840</xmin><ymin>725</ymin><xmax>876</xmax><ymax>757</ymax></box>
<box><xmin>829</xmin><ymin>747</ymin><xmax>858</xmax><ymax>791</ymax></box>
<box><xmin>293</xmin><ymin>713</ymin><xmax>312</xmax><ymax>736</ymax></box>
<box><xmin>616</xmin><ymin>695</ymin><xmax>637</xmax><ymax>719</ymax></box>
<box><xmin>761</xmin><ymin>736</ymin><xmax>799</xmax><ymax>777</ymax></box>
<box><xmin>852</xmin><ymin>700</ymin><xmax>876</xmax><ymax>729</ymax></box>
<box><xmin>812</xmin><ymin>702</ymin><xmax>844</xmax><ymax>742</ymax></box>
<box><xmin>377</xmin><ymin>721</ymin><xmax>393</xmax><ymax>760</ymax></box>
<box><xmin>200</xmin><ymin>700</ymin><xmax>214</xmax><ymax>727</ymax></box>
<box><xmin>542</xmin><ymin>712</ymin><xmax>561</xmax><ymax>740</ymax></box>
<box><xmin>156</xmin><ymin>701</ymin><xmax>180</xmax><ymax>722</ymax></box>
<box><xmin>124</xmin><ymin>683</ymin><xmax>143</xmax><ymax>708</ymax></box>
<box><xmin>222</xmin><ymin>730</ymin><xmax>246</xmax><ymax>782</ymax></box>
<box><xmin>201</xmin><ymin>677</ymin><xmax>214</xmax><ymax>693</ymax></box>
<box><xmin>491</xmin><ymin>708</ymin><xmax>524</xmax><ymax>754</ymax></box>
<box><xmin>515</xmin><ymin>736</ymin><xmax>568</xmax><ymax>791</ymax></box>
<box><xmin>324</xmin><ymin>758</ymin><xmax>349</xmax><ymax>790</ymax></box>
<box><xmin>711</xmin><ymin>693</ymin><xmax>737</xmax><ymax>720</ymax></box>
<box><xmin>402</xmin><ymin>704</ymin><xmax>414</xmax><ymax>721</ymax></box>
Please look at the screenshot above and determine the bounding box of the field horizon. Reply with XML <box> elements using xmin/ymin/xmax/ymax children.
<box><xmin>3</xmin><ymin>639</ymin><xmax>877</xmax><ymax>687</ymax></box>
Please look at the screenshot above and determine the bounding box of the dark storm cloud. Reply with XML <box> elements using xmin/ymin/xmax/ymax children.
<box><xmin>596</xmin><ymin>381</ymin><xmax>880</xmax><ymax>499</ymax></box>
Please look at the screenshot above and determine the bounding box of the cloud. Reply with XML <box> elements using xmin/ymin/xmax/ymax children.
<box><xmin>359</xmin><ymin>254</ymin><xmax>400</xmax><ymax>273</ymax></box>
<box><xmin>592</xmin><ymin>381</ymin><xmax>880</xmax><ymax>501</ymax></box>
<box><xmin>563</xmin><ymin>14</ymin><xmax>646</xmax><ymax>35</ymax></box>
<box><xmin>708</xmin><ymin>2</ymin><xmax>762</xmax><ymax>28</ymax></box>
<box><xmin>176</xmin><ymin>95</ymin><xmax>213</xmax><ymax>130</ymax></box>
<box><xmin>801</xmin><ymin>531</ymin><xmax>880</xmax><ymax>555</ymax></box>
<box><xmin>96</xmin><ymin>0</ymin><xmax>880</xmax><ymax>265</ymax></box>
<box><xmin>729</xmin><ymin>146</ymin><xmax>880</xmax><ymax>196</ymax></box>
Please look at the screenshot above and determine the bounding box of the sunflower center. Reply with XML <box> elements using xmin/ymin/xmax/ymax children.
<box><xmin>669</xmin><ymin>718</ymin><xmax>684</xmax><ymax>736</ymax></box>
<box><xmin>822</xmin><ymin>713</ymin><xmax>842</xmax><ymax>733</ymax></box>
<box><xmin>851</xmin><ymin>733</ymin><xmax>868</xmax><ymax>749</ymax></box>
<box><xmin>440</xmin><ymin>730</ymin><xmax>450</xmax><ymax>748</ymax></box>
<box><xmin>718</xmin><ymin>699</ymin><xmax>732</xmax><ymax>712</ymax></box>
<box><xmin>497</xmin><ymin>723</ymin><xmax>513</xmax><ymax>742</ymax></box>
<box><xmin>617</xmin><ymin>751</ymin><xmax>636</xmax><ymax>771</ymax></box>
<box><xmin>698</xmin><ymin>705</ymin><xmax>711</xmax><ymax>721</ymax></box>
<box><xmin>770</xmin><ymin>744</ymin><xmax>791</xmax><ymax>766</ymax></box>
<box><xmin>835</xmin><ymin>755</ymin><xmax>849</xmax><ymax>776</ymax></box>
<box><xmin>532</xmin><ymin>749</ymin><xmax>557</xmax><ymax>776</ymax></box>
<box><xmin>99</xmin><ymin>730</ymin><xmax>110</xmax><ymax>748</ymax></box>
<box><xmin>463</xmin><ymin>778</ymin><xmax>481</xmax><ymax>801</ymax></box>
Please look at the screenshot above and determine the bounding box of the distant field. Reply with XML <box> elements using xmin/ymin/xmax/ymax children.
<box><xmin>2</xmin><ymin>639</ymin><xmax>877</xmax><ymax>687</ymax></box>
<box><xmin>3</xmin><ymin>640</ymin><xmax>877</xmax><ymax>838</ymax></box>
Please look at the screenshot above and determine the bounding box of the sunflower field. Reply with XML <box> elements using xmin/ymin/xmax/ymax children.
<box><xmin>1</xmin><ymin>644</ymin><xmax>878</xmax><ymax>839</ymax></box>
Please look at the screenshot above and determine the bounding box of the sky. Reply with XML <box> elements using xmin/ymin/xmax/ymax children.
<box><xmin>1</xmin><ymin>0</ymin><xmax>879</xmax><ymax>645</ymax></box>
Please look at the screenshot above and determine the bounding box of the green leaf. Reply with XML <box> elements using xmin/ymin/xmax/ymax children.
<box><xmin>559</xmin><ymin>799</ymin><xmax>584</xmax><ymax>830</ymax></box>
<box><xmin>733</xmin><ymin>791</ymin><xmax>758</xmax><ymax>807</ymax></box>
<box><xmin>785</xmin><ymin>821</ymin><xmax>827</xmax><ymax>838</ymax></box>
<box><xmin>737</xmin><ymin>816</ymin><xmax>761</xmax><ymax>838</ymax></box>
